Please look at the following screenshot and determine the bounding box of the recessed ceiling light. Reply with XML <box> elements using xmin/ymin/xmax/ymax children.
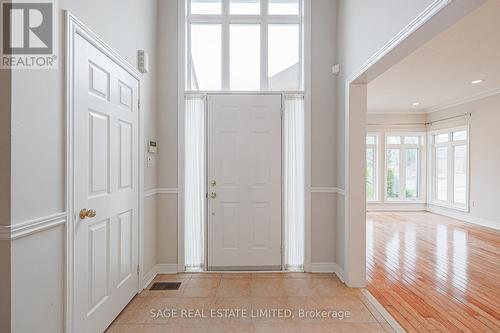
<box><xmin>412</xmin><ymin>102</ymin><xmax>421</xmax><ymax>107</ymax></box>
<box><xmin>471</xmin><ymin>79</ymin><xmax>484</xmax><ymax>85</ymax></box>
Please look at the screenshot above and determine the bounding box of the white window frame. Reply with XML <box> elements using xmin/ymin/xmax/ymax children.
<box><xmin>429</xmin><ymin>126</ymin><xmax>470</xmax><ymax>212</ymax></box>
<box><xmin>186</xmin><ymin>0</ymin><xmax>304</xmax><ymax>91</ymax></box>
<box><xmin>384</xmin><ymin>133</ymin><xmax>425</xmax><ymax>203</ymax></box>
<box><xmin>366</xmin><ymin>133</ymin><xmax>379</xmax><ymax>202</ymax></box>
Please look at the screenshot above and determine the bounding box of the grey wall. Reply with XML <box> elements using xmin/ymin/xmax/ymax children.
<box><xmin>9</xmin><ymin>0</ymin><xmax>159</xmax><ymax>331</ymax></box>
<box><xmin>156</xmin><ymin>0</ymin><xmax>180</xmax><ymax>265</ymax></box>
<box><xmin>310</xmin><ymin>0</ymin><xmax>338</xmax><ymax>264</ymax></box>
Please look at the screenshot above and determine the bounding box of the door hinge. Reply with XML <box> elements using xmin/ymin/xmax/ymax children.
<box><xmin>138</xmin><ymin>99</ymin><xmax>141</xmax><ymax>109</ymax></box>
<box><xmin>137</xmin><ymin>265</ymin><xmax>140</xmax><ymax>275</ymax></box>
<box><xmin>280</xmin><ymin>109</ymin><xmax>284</xmax><ymax>119</ymax></box>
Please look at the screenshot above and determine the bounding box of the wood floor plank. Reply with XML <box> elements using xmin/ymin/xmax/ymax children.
<box><xmin>367</xmin><ymin>212</ymin><xmax>500</xmax><ymax>333</ymax></box>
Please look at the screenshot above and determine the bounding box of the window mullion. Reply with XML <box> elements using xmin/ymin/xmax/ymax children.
<box><xmin>261</xmin><ymin>0</ymin><xmax>269</xmax><ymax>90</ymax></box>
<box><xmin>400</xmin><ymin>148</ymin><xmax>405</xmax><ymax>200</ymax></box>
<box><xmin>449</xmin><ymin>144</ymin><xmax>455</xmax><ymax>204</ymax></box>
<box><xmin>221</xmin><ymin>0</ymin><xmax>230</xmax><ymax>90</ymax></box>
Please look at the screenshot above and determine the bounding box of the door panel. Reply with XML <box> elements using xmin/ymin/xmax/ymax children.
<box><xmin>73</xmin><ymin>32</ymin><xmax>139</xmax><ymax>333</ymax></box>
<box><xmin>208</xmin><ymin>95</ymin><xmax>282</xmax><ymax>269</ymax></box>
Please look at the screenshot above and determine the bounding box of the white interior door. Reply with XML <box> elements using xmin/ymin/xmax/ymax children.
<box><xmin>208</xmin><ymin>95</ymin><xmax>282</xmax><ymax>270</ymax></box>
<box><xmin>73</xmin><ymin>32</ymin><xmax>139</xmax><ymax>333</ymax></box>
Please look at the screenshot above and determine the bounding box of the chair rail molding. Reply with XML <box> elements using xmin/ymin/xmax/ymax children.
<box><xmin>310</xmin><ymin>187</ymin><xmax>345</xmax><ymax>195</ymax></box>
<box><xmin>0</xmin><ymin>212</ymin><xmax>67</xmax><ymax>241</ymax></box>
<box><xmin>144</xmin><ymin>188</ymin><xmax>179</xmax><ymax>198</ymax></box>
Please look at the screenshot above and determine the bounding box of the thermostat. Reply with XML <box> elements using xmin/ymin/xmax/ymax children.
<box><xmin>148</xmin><ymin>141</ymin><xmax>157</xmax><ymax>153</ymax></box>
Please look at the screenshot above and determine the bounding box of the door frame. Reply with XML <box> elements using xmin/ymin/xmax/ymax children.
<box><xmin>177</xmin><ymin>0</ymin><xmax>312</xmax><ymax>273</ymax></box>
<box><xmin>205</xmin><ymin>93</ymin><xmax>284</xmax><ymax>271</ymax></box>
<box><xmin>65</xmin><ymin>12</ymin><xmax>145</xmax><ymax>332</ymax></box>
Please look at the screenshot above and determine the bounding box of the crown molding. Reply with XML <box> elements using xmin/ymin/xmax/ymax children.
<box><xmin>429</xmin><ymin>86</ymin><xmax>500</xmax><ymax>113</ymax></box>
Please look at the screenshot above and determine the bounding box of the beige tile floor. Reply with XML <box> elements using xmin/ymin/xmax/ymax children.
<box><xmin>107</xmin><ymin>273</ymin><xmax>397</xmax><ymax>333</ymax></box>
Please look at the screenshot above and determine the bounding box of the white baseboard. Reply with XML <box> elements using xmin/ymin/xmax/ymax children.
<box><xmin>311</xmin><ymin>262</ymin><xmax>336</xmax><ymax>273</ymax></box>
<box><xmin>156</xmin><ymin>264</ymin><xmax>179</xmax><ymax>274</ymax></box>
<box><xmin>142</xmin><ymin>267</ymin><xmax>157</xmax><ymax>289</ymax></box>
<box><xmin>367</xmin><ymin>203</ymin><xmax>426</xmax><ymax>212</ymax></box>
<box><xmin>311</xmin><ymin>262</ymin><xmax>345</xmax><ymax>283</ymax></box>
<box><xmin>141</xmin><ymin>264</ymin><xmax>179</xmax><ymax>289</ymax></box>
<box><xmin>426</xmin><ymin>205</ymin><xmax>500</xmax><ymax>231</ymax></box>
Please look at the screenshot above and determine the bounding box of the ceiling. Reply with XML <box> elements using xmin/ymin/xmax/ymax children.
<box><xmin>367</xmin><ymin>0</ymin><xmax>500</xmax><ymax>114</ymax></box>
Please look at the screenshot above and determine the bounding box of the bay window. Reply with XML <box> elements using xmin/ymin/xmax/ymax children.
<box><xmin>430</xmin><ymin>128</ymin><xmax>469</xmax><ymax>210</ymax></box>
<box><xmin>385</xmin><ymin>134</ymin><xmax>423</xmax><ymax>201</ymax></box>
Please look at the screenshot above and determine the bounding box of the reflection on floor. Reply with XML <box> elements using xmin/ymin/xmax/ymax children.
<box><xmin>108</xmin><ymin>272</ymin><xmax>396</xmax><ymax>333</ymax></box>
<box><xmin>367</xmin><ymin>212</ymin><xmax>500</xmax><ymax>333</ymax></box>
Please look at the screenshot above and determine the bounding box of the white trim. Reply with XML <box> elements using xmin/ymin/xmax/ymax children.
<box><xmin>303</xmin><ymin>0</ymin><xmax>312</xmax><ymax>273</ymax></box>
<box><xmin>429</xmin><ymin>86</ymin><xmax>500</xmax><ymax>113</ymax></box>
<box><xmin>310</xmin><ymin>262</ymin><xmax>336</xmax><ymax>272</ymax></box>
<box><xmin>346</xmin><ymin>0</ymin><xmax>453</xmax><ymax>83</ymax></box>
<box><xmin>310</xmin><ymin>187</ymin><xmax>345</xmax><ymax>195</ymax></box>
<box><xmin>367</xmin><ymin>203</ymin><xmax>426</xmax><ymax>212</ymax></box>
<box><xmin>344</xmin><ymin>0</ymin><xmax>454</xmax><ymax>287</ymax></box>
<box><xmin>141</xmin><ymin>264</ymin><xmax>180</xmax><ymax>290</ymax></box>
<box><xmin>426</xmin><ymin>205</ymin><xmax>500</xmax><ymax>231</ymax></box>
<box><xmin>310</xmin><ymin>262</ymin><xmax>345</xmax><ymax>282</ymax></box>
<box><xmin>360</xmin><ymin>290</ymin><xmax>406</xmax><ymax>333</ymax></box>
<box><xmin>178</xmin><ymin>0</ymin><xmax>187</xmax><ymax>274</ymax></box>
<box><xmin>0</xmin><ymin>213</ymin><xmax>67</xmax><ymax>240</ymax></box>
<box><xmin>368</xmin><ymin>86</ymin><xmax>500</xmax><ymax>115</ymax></box>
<box><xmin>179</xmin><ymin>1</ymin><xmax>312</xmax><ymax>273</ymax></box>
<box><xmin>141</xmin><ymin>267</ymin><xmax>158</xmax><ymax>290</ymax></box>
<box><xmin>65</xmin><ymin>11</ymin><xmax>144</xmax><ymax>332</ymax></box>
<box><xmin>144</xmin><ymin>188</ymin><xmax>180</xmax><ymax>198</ymax></box>
<box><xmin>156</xmin><ymin>263</ymin><xmax>180</xmax><ymax>274</ymax></box>
<box><xmin>368</xmin><ymin>110</ymin><xmax>428</xmax><ymax>116</ymax></box>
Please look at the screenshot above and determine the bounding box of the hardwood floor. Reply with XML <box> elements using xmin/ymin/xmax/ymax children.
<box><xmin>367</xmin><ymin>212</ymin><xmax>500</xmax><ymax>333</ymax></box>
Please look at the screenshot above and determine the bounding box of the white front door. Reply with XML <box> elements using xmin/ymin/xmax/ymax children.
<box><xmin>73</xmin><ymin>32</ymin><xmax>139</xmax><ymax>333</ymax></box>
<box><xmin>208</xmin><ymin>95</ymin><xmax>282</xmax><ymax>270</ymax></box>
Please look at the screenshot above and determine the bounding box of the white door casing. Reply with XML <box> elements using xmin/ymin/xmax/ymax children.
<box><xmin>208</xmin><ymin>95</ymin><xmax>282</xmax><ymax>270</ymax></box>
<box><xmin>71</xmin><ymin>23</ymin><xmax>140</xmax><ymax>333</ymax></box>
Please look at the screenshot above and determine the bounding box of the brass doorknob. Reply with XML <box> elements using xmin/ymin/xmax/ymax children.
<box><xmin>79</xmin><ymin>208</ymin><xmax>97</xmax><ymax>219</ymax></box>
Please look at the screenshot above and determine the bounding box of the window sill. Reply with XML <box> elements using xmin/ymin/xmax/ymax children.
<box><xmin>428</xmin><ymin>201</ymin><xmax>469</xmax><ymax>213</ymax></box>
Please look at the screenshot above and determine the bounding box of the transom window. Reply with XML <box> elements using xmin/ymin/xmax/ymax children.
<box><xmin>187</xmin><ymin>0</ymin><xmax>304</xmax><ymax>91</ymax></box>
<box><xmin>385</xmin><ymin>134</ymin><xmax>423</xmax><ymax>201</ymax></box>
<box><xmin>430</xmin><ymin>128</ymin><xmax>469</xmax><ymax>210</ymax></box>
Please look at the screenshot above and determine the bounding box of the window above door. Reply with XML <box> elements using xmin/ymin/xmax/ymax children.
<box><xmin>186</xmin><ymin>0</ymin><xmax>304</xmax><ymax>91</ymax></box>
